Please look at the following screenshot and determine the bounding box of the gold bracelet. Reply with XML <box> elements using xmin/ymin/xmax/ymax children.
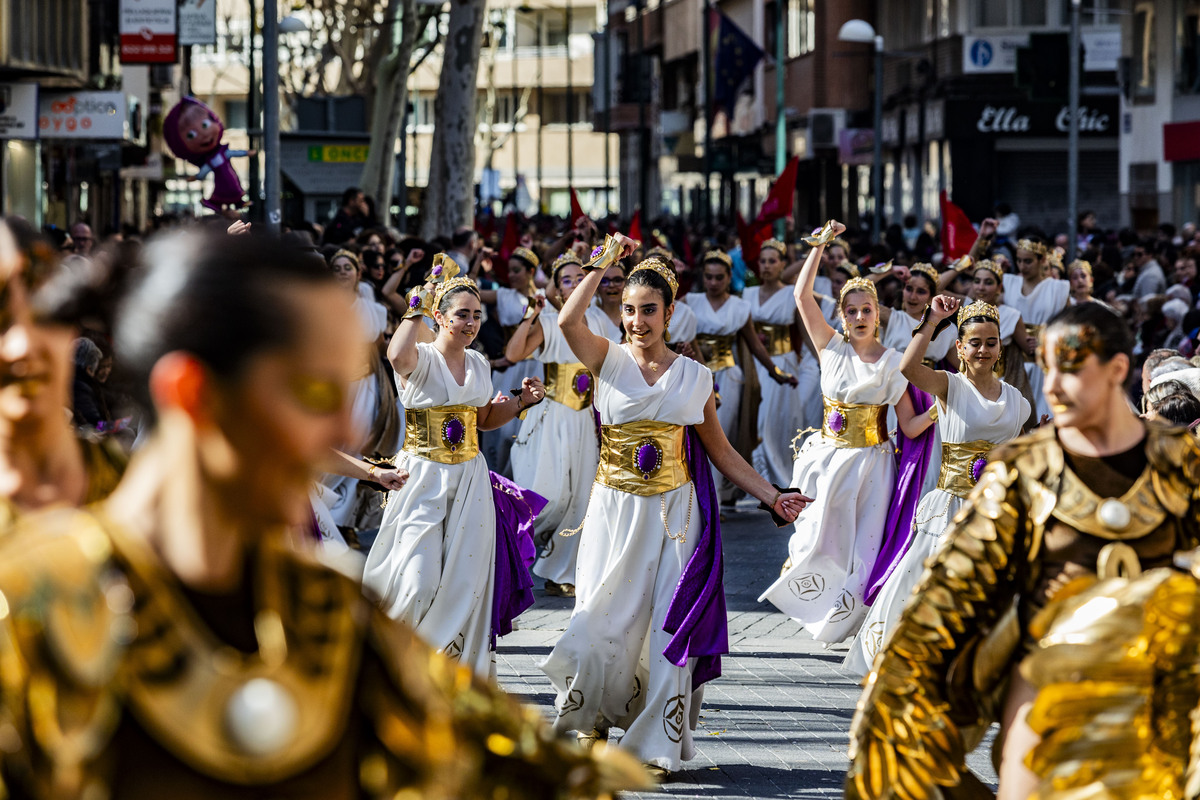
<box><xmin>770</xmin><ymin>490</ymin><xmax>781</xmax><ymax>509</ymax></box>
<box><xmin>928</xmin><ymin>405</ymin><xmax>939</xmax><ymax>422</ymax></box>
<box><xmin>367</xmin><ymin>464</ymin><xmax>379</xmax><ymax>479</ymax></box>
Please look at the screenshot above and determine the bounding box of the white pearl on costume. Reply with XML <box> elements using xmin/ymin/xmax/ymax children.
<box><xmin>224</xmin><ymin>678</ymin><xmax>298</xmax><ymax>755</ymax></box>
<box><xmin>1097</xmin><ymin>498</ymin><xmax>1131</xmax><ymax>530</ymax></box>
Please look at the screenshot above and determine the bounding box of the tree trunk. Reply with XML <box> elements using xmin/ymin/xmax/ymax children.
<box><xmin>360</xmin><ymin>0</ymin><xmax>419</xmax><ymax>226</ymax></box>
<box><xmin>421</xmin><ymin>0</ymin><xmax>486</xmax><ymax>240</ymax></box>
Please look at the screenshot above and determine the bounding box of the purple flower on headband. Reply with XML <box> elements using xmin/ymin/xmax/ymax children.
<box><xmin>827</xmin><ymin>409</ymin><xmax>846</xmax><ymax>434</ymax></box>
<box><xmin>408</xmin><ymin>295</ymin><xmax>421</xmax><ymax>310</ymax></box>
<box><xmin>590</xmin><ymin>245</ymin><xmax>604</xmax><ymax>260</ymax></box>
<box><xmin>431</xmin><ymin>264</ymin><xmax>443</xmax><ymax>277</ymax></box>
<box><xmin>970</xmin><ymin>457</ymin><xmax>987</xmax><ymax>484</ymax></box>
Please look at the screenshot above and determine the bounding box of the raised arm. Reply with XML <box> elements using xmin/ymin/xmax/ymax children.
<box><xmin>387</xmin><ymin>285</ymin><xmax>438</xmax><ymax>377</ymax></box>
<box><xmin>559</xmin><ymin>234</ymin><xmax>637</xmax><ymax>374</ymax></box>
<box><xmin>794</xmin><ymin>221</ymin><xmax>846</xmax><ymax>352</ymax></box>
<box><xmin>899</xmin><ymin>295</ymin><xmax>959</xmax><ymax>402</ymax></box>
<box><xmin>505</xmin><ymin>297</ymin><xmax>547</xmax><ymax>363</ymax></box>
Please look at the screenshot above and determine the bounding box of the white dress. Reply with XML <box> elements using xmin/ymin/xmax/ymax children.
<box><xmin>669</xmin><ymin>300</ymin><xmax>698</xmax><ymax>344</ymax></box>
<box><xmin>540</xmin><ymin>344</ymin><xmax>714</xmax><ymax>772</ymax></box>
<box><xmin>510</xmin><ymin>307</ymin><xmax>604</xmax><ymax>586</ymax></box>
<box><xmin>843</xmin><ymin>373</ymin><xmax>1029</xmax><ymax>675</ymax></box>
<box><xmin>685</xmin><ymin>293</ymin><xmax>751</xmax><ymax>500</ymax></box>
<box><xmin>1002</xmin><ymin>274</ymin><xmax>1069</xmax><ymax>421</ymax></box>
<box><xmin>362</xmin><ymin>343</ymin><xmax>498</xmax><ymax>679</ymax></box>
<box><xmin>591</xmin><ymin>303</ymin><xmax>625</xmax><ymax>343</ymax></box>
<box><xmin>744</xmin><ymin>285</ymin><xmax>803</xmax><ymax>488</ymax></box>
<box><xmin>484</xmin><ymin>286</ymin><xmax>542</xmax><ymax>477</ymax></box>
<box><xmin>758</xmin><ymin>336</ymin><xmax>908</xmax><ymax>643</ymax></box>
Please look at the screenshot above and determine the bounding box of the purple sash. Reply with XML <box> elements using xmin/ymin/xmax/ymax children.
<box><xmin>863</xmin><ymin>383</ymin><xmax>934</xmax><ymax>605</ymax></box>
<box><xmin>661</xmin><ymin>427</ymin><xmax>728</xmax><ymax>689</ymax></box>
<box><xmin>490</xmin><ymin>472</ymin><xmax>547</xmax><ymax>647</ymax></box>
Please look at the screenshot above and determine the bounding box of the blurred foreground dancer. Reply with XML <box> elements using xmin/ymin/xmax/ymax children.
<box><xmin>846</xmin><ymin>302</ymin><xmax>1200</xmax><ymax>800</ymax></box>
<box><xmin>0</xmin><ymin>232</ymin><xmax>647</xmax><ymax>799</ymax></box>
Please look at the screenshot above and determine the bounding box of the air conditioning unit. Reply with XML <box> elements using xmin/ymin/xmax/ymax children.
<box><xmin>808</xmin><ymin>109</ymin><xmax>846</xmax><ymax>150</ymax></box>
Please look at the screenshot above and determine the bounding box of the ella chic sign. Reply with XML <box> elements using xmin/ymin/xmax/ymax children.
<box><xmin>945</xmin><ymin>97</ymin><xmax>1118</xmax><ymax>139</ymax></box>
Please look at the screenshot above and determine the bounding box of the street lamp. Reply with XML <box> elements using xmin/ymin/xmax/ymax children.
<box><xmin>838</xmin><ymin>19</ymin><xmax>883</xmax><ymax>242</ymax></box>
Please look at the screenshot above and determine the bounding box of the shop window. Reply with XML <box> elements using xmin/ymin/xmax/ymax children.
<box><xmin>787</xmin><ymin>0</ymin><xmax>815</xmax><ymax>58</ymax></box>
<box><xmin>1179</xmin><ymin>0</ymin><xmax>1200</xmax><ymax>94</ymax></box>
<box><xmin>1133</xmin><ymin>1</ymin><xmax>1157</xmax><ymax>101</ymax></box>
<box><xmin>975</xmin><ymin>0</ymin><xmax>1047</xmax><ymax>28</ymax></box>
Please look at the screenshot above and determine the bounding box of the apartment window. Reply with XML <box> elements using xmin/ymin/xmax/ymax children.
<box><xmin>1073</xmin><ymin>0</ymin><xmax>1118</xmax><ymax>25</ymax></box>
<box><xmin>225</xmin><ymin>100</ymin><xmax>248</xmax><ymax>130</ymax></box>
<box><xmin>407</xmin><ymin>93</ymin><xmax>435</xmax><ymax>129</ymax></box>
<box><xmin>542</xmin><ymin>91</ymin><xmax>593</xmax><ymax>125</ymax></box>
<box><xmin>787</xmin><ymin>0</ymin><xmax>815</xmax><ymax>57</ymax></box>
<box><xmin>1180</xmin><ymin>0</ymin><xmax>1200</xmax><ymax>94</ymax></box>
<box><xmin>1133</xmin><ymin>1</ymin><xmax>1156</xmax><ymax>100</ymax></box>
<box><xmin>975</xmin><ymin>0</ymin><xmax>1047</xmax><ymax>27</ymax></box>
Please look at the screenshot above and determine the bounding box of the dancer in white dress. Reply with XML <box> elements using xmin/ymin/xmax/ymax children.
<box><xmin>685</xmin><ymin>250</ymin><xmax>795</xmax><ymax>500</ymax></box>
<box><xmin>507</xmin><ymin>253</ymin><xmax>605</xmax><ymax>597</ymax></box>
<box><xmin>1002</xmin><ymin>238</ymin><xmax>1069</xmax><ymax>421</ymax></box>
<box><xmin>746</xmin><ymin>239</ymin><xmax>811</xmax><ymax>487</ymax></box>
<box><xmin>844</xmin><ymin>297</ymin><xmax>1030</xmax><ymax>675</ymax></box>
<box><xmin>879</xmin><ymin>264</ymin><xmax>957</xmax><ymax>362</ymax></box>
<box><xmin>363</xmin><ymin>272</ymin><xmax>546</xmax><ymax>679</ymax></box>
<box><xmin>760</xmin><ymin>221</ymin><xmax>933</xmax><ymax>644</ymax></box>
<box><xmin>540</xmin><ymin>236</ymin><xmax>810</xmax><ymax>779</ymax></box>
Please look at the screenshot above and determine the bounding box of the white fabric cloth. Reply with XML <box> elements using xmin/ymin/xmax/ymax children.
<box><xmin>484</xmin><ymin>286</ymin><xmax>541</xmax><ymax>477</ymax></box>
<box><xmin>881</xmin><ymin>309</ymin><xmax>956</xmax><ymax>362</ymax></box>
<box><xmin>590</xmin><ymin>303</ymin><xmax>625</xmax><ymax>343</ymax></box>
<box><xmin>1002</xmin><ymin>273</ymin><xmax>1069</xmax><ymax>421</ymax></box>
<box><xmin>758</xmin><ymin>336</ymin><xmax>908</xmax><ymax>643</ymax></box>
<box><xmin>844</xmin><ymin>373</ymin><xmax>1028</xmax><ymax>675</ymax></box>
<box><xmin>669</xmin><ymin>300</ymin><xmax>698</xmax><ymax>344</ymax></box>
<box><xmin>511</xmin><ymin>307</ymin><xmax>603</xmax><ymax>586</ymax></box>
<box><xmin>997</xmin><ymin>304</ymin><xmax>1020</xmax><ymax>344</ymax></box>
<box><xmin>362</xmin><ymin>343</ymin><xmax>498</xmax><ymax>679</ymax></box>
<box><xmin>540</xmin><ymin>343</ymin><xmax>713</xmax><ymax>772</ymax></box>
<box><xmin>744</xmin><ymin>285</ymin><xmax>804</xmax><ymax>487</ymax></box>
<box><xmin>685</xmin><ymin>293</ymin><xmax>751</xmax><ymax>500</ymax></box>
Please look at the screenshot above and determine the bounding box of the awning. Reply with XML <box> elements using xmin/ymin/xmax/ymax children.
<box><xmin>279</xmin><ymin>136</ymin><xmax>373</xmax><ymax>196</ymax></box>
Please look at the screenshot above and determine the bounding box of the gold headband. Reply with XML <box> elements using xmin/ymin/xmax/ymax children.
<box><xmin>760</xmin><ymin>239</ymin><xmax>787</xmax><ymax>257</ymax></box>
<box><xmin>835</xmin><ymin>262</ymin><xmax>861</xmax><ymax>279</ymax></box>
<box><xmin>1017</xmin><ymin>238</ymin><xmax>1048</xmax><ymax>258</ymax></box>
<box><xmin>1068</xmin><ymin>258</ymin><xmax>1093</xmax><ymax>277</ymax></box>
<box><xmin>974</xmin><ymin>259</ymin><xmax>1004</xmax><ymax>279</ymax></box>
<box><xmin>434</xmin><ymin>276</ymin><xmax>479</xmax><ymax>310</ymax></box>
<box><xmin>1047</xmin><ymin>247</ymin><xmax>1065</xmax><ymax>270</ymax></box>
<box><xmin>629</xmin><ymin>258</ymin><xmax>679</xmax><ymax>302</ymax></box>
<box><xmin>551</xmin><ymin>252</ymin><xmax>583</xmax><ymax>279</ymax></box>
<box><xmin>839</xmin><ymin>276</ymin><xmax>878</xmax><ymax>305</ymax></box>
<box><xmin>702</xmin><ymin>249</ymin><xmax>732</xmax><ymax>269</ymax></box>
<box><xmin>910</xmin><ymin>263</ymin><xmax>938</xmax><ymax>285</ymax></box>
<box><xmin>331</xmin><ymin>248</ymin><xmax>361</xmax><ymax>269</ymax></box>
<box><xmin>511</xmin><ymin>246</ymin><xmax>540</xmax><ymax>269</ymax></box>
<box><xmin>830</xmin><ymin>237</ymin><xmax>850</xmax><ymax>253</ymax></box>
<box><xmin>957</xmin><ymin>299</ymin><xmax>1001</xmax><ymax>328</ymax></box>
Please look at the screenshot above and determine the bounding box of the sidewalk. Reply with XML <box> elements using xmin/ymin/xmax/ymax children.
<box><xmin>495</xmin><ymin>507</ymin><xmax>999</xmax><ymax>798</ymax></box>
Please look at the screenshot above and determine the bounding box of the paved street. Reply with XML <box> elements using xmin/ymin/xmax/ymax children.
<box><xmin>496</xmin><ymin>507</ymin><xmax>999</xmax><ymax>798</ymax></box>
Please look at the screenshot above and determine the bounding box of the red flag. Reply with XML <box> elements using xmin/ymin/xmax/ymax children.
<box><xmin>939</xmin><ymin>190</ymin><xmax>978</xmax><ymax>260</ymax></box>
<box><xmin>681</xmin><ymin>233</ymin><xmax>694</xmax><ymax>267</ymax></box>
<box><xmin>629</xmin><ymin>209</ymin><xmax>644</xmax><ymax>244</ymax></box>
<box><xmin>754</xmin><ymin>156</ymin><xmax>799</xmax><ymax>227</ymax></box>
<box><xmin>569</xmin><ymin>188</ymin><xmax>586</xmax><ymax>225</ymax></box>
<box><xmin>737</xmin><ymin>211</ymin><xmax>770</xmax><ymax>270</ymax></box>
<box><xmin>499</xmin><ymin>212</ymin><xmax>520</xmax><ymax>263</ymax></box>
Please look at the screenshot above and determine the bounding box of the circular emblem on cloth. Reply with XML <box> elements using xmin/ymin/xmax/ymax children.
<box><xmin>828</xmin><ymin>590</ymin><xmax>856</xmax><ymax>623</ymax></box>
<box><xmin>970</xmin><ymin>457</ymin><xmax>988</xmax><ymax>484</ymax></box>
<box><xmin>224</xmin><ymin>678</ymin><xmax>298</xmax><ymax>756</ymax></box>
<box><xmin>864</xmin><ymin>620</ymin><xmax>885</xmax><ymax>662</ymax></box>
<box><xmin>633</xmin><ymin>438</ymin><xmax>664</xmax><ymax>480</ymax></box>
<box><xmin>573</xmin><ymin>370</ymin><xmax>592</xmax><ymax>397</ymax></box>
<box><xmin>441</xmin><ymin>415</ymin><xmax>467</xmax><ymax>453</ymax></box>
<box><xmin>788</xmin><ymin>572</ymin><xmax>826</xmax><ymax>601</ymax></box>
<box><xmin>826</xmin><ymin>409</ymin><xmax>846</xmax><ymax>434</ymax></box>
<box><xmin>662</xmin><ymin>695</ymin><xmax>686</xmax><ymax>743</ymax></box>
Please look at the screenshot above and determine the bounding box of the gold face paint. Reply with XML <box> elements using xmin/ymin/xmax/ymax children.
<box><xmin>1037</xmin><ymin>324</ymin><xmax>1103</xmax><ymax>374</ymax></box>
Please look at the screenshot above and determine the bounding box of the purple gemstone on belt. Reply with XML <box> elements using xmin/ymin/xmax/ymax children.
<box><xmin>827</xmin><ymin>409</ymin><xmax>846</xmax><ymax>434</ymax></box>
<box><xmin>970</xmin><ymin>457</ymin><xmax>987</xmax><ymax>483</ymax></box>
<box><xmin>443</xmin><ymin>417</ymin><xmax>466</xmax><ymax>450</ymax></box>
<box><xmin>574</xmin><ymin>372</ymin><xmax>591</xmax><ymax>395</ymax></box>
<box><xmin>635</xmin><ymin>441</ymin><xmax>661</xmax><ymax>479</ymax></box>
<box><xmin>590</xmin><ymin>245</ymin><xmax>604</xmax><ymax>259</ymax></box>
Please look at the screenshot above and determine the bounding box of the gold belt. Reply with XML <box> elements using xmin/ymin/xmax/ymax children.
<box><xmin>403</xmin><ymin>405</ymin><xmax>479</xmax><ymax>464</ymax></box>
<box><xmin>756</xmin><ymin>322</ymin><xmax>793</xmax><ymax>356</ymax></box>
<box><xmin>543</xmin><ymin>361</ymin><xmax>594</xmax><ymax>411</ymax></box>
<box><xmin>596</xmin><ymin>420</ymin><xmax>690</xmax><ymax>496</ymax></box>
<box><xmin>821</xmin><ymin>396</ymin><xmax>888</xmax><ymax>448</ymax></box>
<box><xmin>696</xmin><ymin>333</ymin><xmax>737</xmax><ymax>372</ymax></box>
<box><xmin>937</xmin><ymin>439</ymin><xmax>994</xmax><ymax>498</ymax></box>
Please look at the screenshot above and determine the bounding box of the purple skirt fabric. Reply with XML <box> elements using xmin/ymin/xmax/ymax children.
<box><xmin>661</xmin><ymin>427</ymin><xmax>728</xmax><ymax>689</ymax></box>
<box><xmin>490</xmin><ymin>472</ymin><xmax>547</xmax><ymax>647</ymax></box>
<box><xmin>863</xmin><ymin>383</ymin><xmax>934</xmax><ymax>605</ymax></box>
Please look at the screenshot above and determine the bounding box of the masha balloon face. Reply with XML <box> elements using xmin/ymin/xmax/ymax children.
<box><xmin>177</xmin><ymin>103</ymin><xmax>223</xmax><ymax>155</ymax></box>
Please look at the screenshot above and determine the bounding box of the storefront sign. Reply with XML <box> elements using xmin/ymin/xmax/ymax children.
<box><xmin>306</xmin><ymin>145</ymin><xmax>369</xmax><ymax>163</ymax></box>
<box><xmin>179</xmin><ymin>0</ymin><xmax>217</xmax><ymax>47</ymax></box>
<box><xmin>0</xmin><ymin>84</ymin><xmax>39</xmax><ymax>140</ymax></box>
<box><xmin>963</xmin><ymin>29</ymin><xmax>1120</xmax><ymax>75</ymax></box>
<box><xmin>119</xmin><ymin>0</ymin><xmax>177</xmax><ymax>64</ymax></box>
<box><xmin>38</xmin><ymin>92</ymin><xmax>135</xmax><ymax>140</ymax></box>
<box><xmin>945</xmin><ymin>97</ymin><xmax>1118</xmax><ymax>139</ymax></box>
